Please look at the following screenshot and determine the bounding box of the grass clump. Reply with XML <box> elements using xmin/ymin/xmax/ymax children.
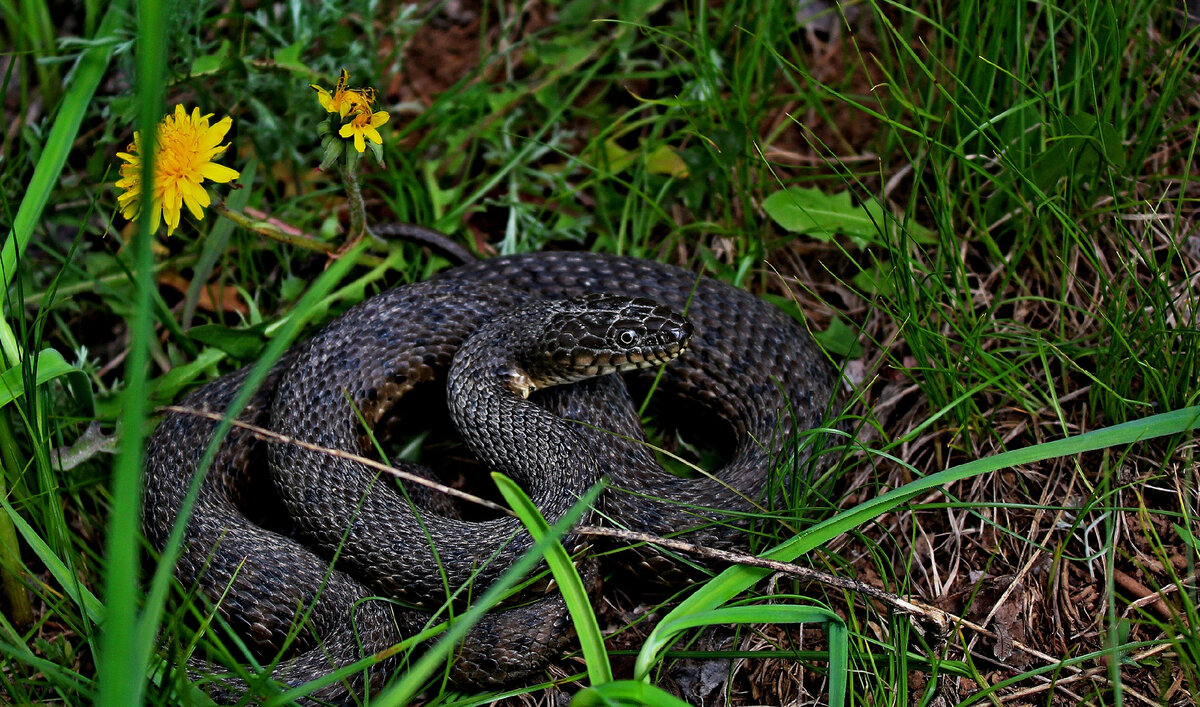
<box><xmin>1</xmin><ymin>0</ymin><xmax>1198</xmax><ymax>704</ymax></box>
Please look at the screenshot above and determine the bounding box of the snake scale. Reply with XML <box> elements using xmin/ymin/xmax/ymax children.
<box><xmin>142</xmin><ymin>249</ymin><xmax>837</xmax><ymax>702</ymax></box>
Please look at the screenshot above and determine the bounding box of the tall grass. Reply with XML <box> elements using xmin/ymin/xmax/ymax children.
<box><xmin>0</xmin><ymin>0</ymin><xmax>1197</xmax><ymax>704</ymax></box>
<box><xmin>94</xmin><ymin>0</ymin><xmax>166</xmax><ymax>702</ymax></box>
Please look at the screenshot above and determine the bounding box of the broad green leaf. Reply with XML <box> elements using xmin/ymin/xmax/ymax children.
<box><xmin>272</xmin><ymin>40</ymin><xmax>313</xmax><ymax>77</ymax></box>
<box><xmin>486</xmin><ymin>88</ymin><xmax>524</xmax><ymax>113</ymax></box>
<box><xmin>763</xmin><ymin>187</ymin><xmax>935</xmax><ymax>248</ymax></box>
<box><xmin>189</xmin><ymin>40</ymin><xmax>230</xmax><ymax>76</ymax></box>
<box><xmin>531</xmin><ymin>36</ymin><xmax>594</xmax><ymax>72</ymax></box>
<box><xmin>1174</xmin><ymin>523</ymin><xmax>1199</xmax><ymax>551</ymax></box>
<box><xmin>762</xmin><ymin>187</ymin><xmax>888</xmax><ymax>246</ymax></box>
<box><xmin>148</xmin><ymin>347</ymin><xmax>226</xmax><ymax>404</ymax></box>
<box><xmin>600</xmin><ymin>139</ymin><xmax>638</xmax><ymax>173</ymax></box>
<box><xmin>761</xmin><ymin>293</ymin><xmax>863</xmax><ymax>359</ymax></box>
<box><xmin>185</xmin><ymin>323</ymin><xmax>270</xmax><ymax>360</ymax></box>
<box><xmin>812</xmin><ymin>316</ymin><xmax>863</xmax><ymax>359</ymax></box>
<box><xmin>645</xmin><ymin>144</ymin><xmax>688</xmax><ymax>177</ymax></box>
<box><xmin>1031</xmin><ymin>113</ymin><xmax>1127</xmax><ymax>194</ymax></box>
<box><xmin>851</xmin><ymin>261</ymin><xmax>895</xmax><ymax>297</ymax></box>
<box><xmin>422</xmin><ymin>160</ymin><xmax>461</xmax><ymax>217</ymax></box>
<box><xmin>0</xmin><ymin>348</ymin><xmax>93</xmax><ymax>413</ymax></box>
<box><xmin>596</xmin><ymin>140</ymin><xmax>688</xmax><ymax>177</ymax></box>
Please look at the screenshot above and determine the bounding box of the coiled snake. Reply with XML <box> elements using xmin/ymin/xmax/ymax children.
<box><xmin>143</xmin><ymin>248</ymin><xmax>837</xmax><ymax>702</ymax></box>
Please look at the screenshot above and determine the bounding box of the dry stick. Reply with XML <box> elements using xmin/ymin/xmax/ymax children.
<box><xmin>160</xmin><ymin>405</ymin><xmax>1169</xmax><ymax>705</ymax></box>
<box><xmin>998</xmin><ymin>641</ymin><xmax>1175</xmax><ymax>705</ymax></box>
<box><xmin>575</xmin><ymin>525</ymin><xmax>1070</xmax><ymax>664</ymax></box>
<box><xmin>575</xmin><ymin>526</ymin><xmax>947</xmax><ymax>637</ymax></box>
<box><xmin>160</xmin><ymin>405</ymin><xmax>511</xmax><ymax>516</ymax></box>
<box><xmin>577</xmin><ymin>527</ymin><xmax>1168</xmax><ymax>707</ymax></box>
<box><xmin>211</xmin><ymin>202</ymin><xmax>386</xmax><ymax>267</ymax></box>
<box><xmin>1114</xmin><ymin>568</ymin><xmax>1179</xmax><ymax>623</ymax></box>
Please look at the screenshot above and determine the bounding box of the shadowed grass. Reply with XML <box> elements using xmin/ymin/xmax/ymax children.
<box><xmin>0</xmin><ymin>0</ymin><xmax>1197</xmax><ymax>704</ymax></box>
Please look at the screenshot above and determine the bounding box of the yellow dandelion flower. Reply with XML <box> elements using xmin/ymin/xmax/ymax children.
<box><xmin>115</xmin><ymin>105</ymin><xmax>240</xmax><ymax>236</ymax></box>
<box><xmin>338</xmin><ymin>108</ymin><xmax>390</xmax><ymax>153</ymax></box>
<box><xmin>311</xmin><ymin>69</ymin><xmax>375</xmax><ymax>119</ymax></box>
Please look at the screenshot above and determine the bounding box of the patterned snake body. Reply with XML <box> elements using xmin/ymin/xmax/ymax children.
<box><xmin>143</xmin><ymin>251</ymin><xmax>836</xmax><ymax>701</ymax></box>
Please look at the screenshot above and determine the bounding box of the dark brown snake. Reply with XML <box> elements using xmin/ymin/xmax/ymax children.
<box><xmin>142</xmin><ymin>249</ymin><xmax>837</xmax><ymax>703</ymax></box>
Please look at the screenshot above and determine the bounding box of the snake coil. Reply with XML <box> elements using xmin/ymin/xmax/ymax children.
<box><xmin>143</xmin><ymin>251</ymin><xmax>837</xmax><ymax>702</ymax></box>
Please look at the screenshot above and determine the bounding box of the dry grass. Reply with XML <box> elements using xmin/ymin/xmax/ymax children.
<box><xmin>1</xmin><ymin>1</ymin><xmax>1197</xmax><ymax>705</ymax></box>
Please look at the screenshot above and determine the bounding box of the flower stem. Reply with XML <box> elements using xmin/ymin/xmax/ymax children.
<box><xmin>213</xmin><ymin>201</ymin><xmax>384</xmax><ymax>267</ymax></box>
<box><xmin>338</xmin><ymin>163</ymin><xmax>367</xmax><ymax>244</ymax></box>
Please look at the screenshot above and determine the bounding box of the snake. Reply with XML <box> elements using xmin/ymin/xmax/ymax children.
<box><xmin>142</xmin><ymin>246</ymin><xmax>837</xmax><ymax>703</ymax></box>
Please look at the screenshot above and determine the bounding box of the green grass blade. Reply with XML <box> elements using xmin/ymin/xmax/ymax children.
<box><xmin>0</xmin><ymin>640</ymin><xmax>90</xmax><ymax>696</ymax></box>
<box><xmin>647</xmin><ymin>605</ymin><xmax>847</xmax><ymax>707</ymax></box>
<box><xmin>96</xmin><ymin>0</ymin><xmax>165</xmax><ymax>704</ymax></box>
<box><xmin>0</xmin><ymin>3</ymin><xmax>123</xmax><ymax>293</ymax></box>
<box><xmin>0</xmin><ymin>348</ymin><xmax>91</xmax><ymax>411</ymax></box>
<box><xmin>573</xmin><ymin>681</ymin><xmax>693</xmax><ymax>707</ymax></box>
<box><xmin>827</xmin><ymin>608</ymin><xmax>847</xmax><ymax>703</ymax></box>
<box><xmin>635</xmin><ymin>405</ymin><xmax>1200</xmax><ymax>679</ymax></box>
<box><xmin>492</xmin><ymin>473</ymin><xmax>612</xmax><ymax>686</ymax></box>
<box><xmin>652</xmin><ymin>604</ymin><xmax>839</xmax><ymax>647</ymax></box>
<box><xmin>138</xmin><ymin>242</ymin><xmax>370</xmax><ymax>697</ymax></box>
<box><xmin>374</xmin><ymin>482</ymin><xmax>604</xmax><ymax>706</ymax></box>
<box><xmin>0</xmin><ymin>495</ymin><xmax>103</xmax><ymax>622</ymax></box>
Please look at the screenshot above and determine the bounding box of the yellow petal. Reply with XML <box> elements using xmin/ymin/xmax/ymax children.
<box><xmin>364</xmin><ymin>126</ymin><xmax>382</xmax><ymax>145</ymax></box>
<box><xmin>312</xmin><ymin>85</ymin><xmax>335</xmax><ymax>113</ymax></box>
<box><xmin>159</xmin><ymin>181</ymin><xmax>176</xmax><ymax>211</ymax></box>
<box><xmin>149</xmin><ymin>201</ymin><xmax>163</xmax><ymax>234</ymax></box>
<box><xmin>353</xmin><ymin>129</ymin><xmax>366</xmax><ymax>152</ymax></box>
<box><xmin>202</xmin><ymin>116</ymin><xmax>233</xmax><ymax>147</ymax></box>
<box><xmin>369</xmin><ymin>111</ymin><xmax>390</xmax><ymax>128</ymax></box>
<box><xmin>199</xmin><ymin>162</ymin><xmax>240</xmax><ymax>183</ymax></box>
<box><xmin>344</xmin><ymin>90</ymin><xmax>372</xmax><ymax>116</ymax></box>
<box><xmin>116</xmin><ymin>189</ymin><xmax>139</xmax><ymax>208</ymax></box>
<box><xmin>163</xmin><ymin>192</ymin><xmax>182</xmax><ymax>235</ymax></box>
<box><xmin>180</xmin><ymin>180</ymin><xmax>209</xmax><ymax>219</ymax></box>
<box><xmin>199</xmin><ymin>145</ymin><xmax>229</xmax><ymax>163</ymax></box>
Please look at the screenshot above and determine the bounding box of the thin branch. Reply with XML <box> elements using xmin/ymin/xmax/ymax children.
<box><xmin>160</xmin><ymin>405</ymin><xmax>510</xmax><ymax>515</ymax></box>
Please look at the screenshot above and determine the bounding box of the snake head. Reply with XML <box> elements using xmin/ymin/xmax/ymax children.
<box><xmin>527</xmin><ymin>293</ymin><xmax>693</xmax><ymax>387</ymax></box>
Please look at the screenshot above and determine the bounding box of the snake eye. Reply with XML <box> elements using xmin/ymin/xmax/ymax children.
<box><xmin>616</xmin><ymin>329</ymin><xmax>638</xmax><ymax>347</ymax></box>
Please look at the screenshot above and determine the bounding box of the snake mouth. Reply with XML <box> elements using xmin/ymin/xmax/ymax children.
<box><xmin>629</xmin><ymin>341</ymin><xmax>688</xmax><ymax>368</ymax></box>
<box><xmin>576</xmin><ymin>339</ymin><xmax>689</xmax><ymax>372</ymax></box>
